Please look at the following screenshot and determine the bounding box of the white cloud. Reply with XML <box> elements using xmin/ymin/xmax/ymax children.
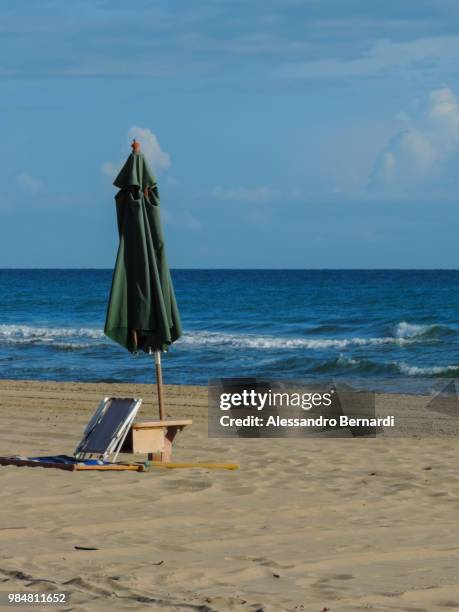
<box><xmin>17</xmin><ymin>172</ymin><xmax>42</xmax><ymax>193</ymax></box>
<box><xmin>101</xmin><ymin>161</ymin><xmax>119</xmax><ymax>179</ymax></box>
<box><xmin>127</xmin><ymin>126</ymin><xmax>171</xmax><ymax>174</ymax></box>
<box><xmin>283</xmin><ymin>36</ymin><xmax>459</xmax><ymax>81</ymax></box>
<box><xmin>211</xmin><ymin>185</ymin><xmax>302</xmax><ymax>204</ymax></box>
<box><xmin>102</xmin><ymin>127</ymin><xmax>171</xmax><ymax>181</ymax></box>
<box><xmin>368</xmin><ymin>87</ymin><xmax>459</xmax><ymax>193</ymax></box>
<box><xmin>161</xmin><ymin>208</ymin><xmax>201</xmax><ymax>230</ymax></box>
<box><xmin>211</xmin><ymin>186</ymin><xmax>276</xmax><ymax>203</ymax></box>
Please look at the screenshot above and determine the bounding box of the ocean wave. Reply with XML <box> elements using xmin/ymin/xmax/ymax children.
<box><xmin>395</xmin><ymin>321</ymin><xmax>430</xmax><ymax>338</ymax></box>
<box><xmin>53</xmin><ymin>342</ymin><xmax>94</xmax><ymax>351</ymax></box>
<box><xmin>394</xmin><ymin>321</ymin><xmax>453</xmax><ymax>340</ymax></box>
<box><xmin>179</xmin><ymin>330</ymin><xmax>420</xmax><ymax>350</ymax></box>
<box><xmin>311</xmin><ymin>353</ymin><xmax>364</xmax><ymax>374</ymax></box>
<box><xmin>337</xmin><ymin>354</ymin><xmax>360</xmax><ymax>367</ymax></box>
<box><xmin>312</xmin><ymin>355</ymin><xmax>459</xmax><ymax>377</ymax></box>
<box><xmin>397</xmin><ymin>362</ymin><xmax>459</xmax><ymax>377</ymax></box>
<box><xmin>0</xmin><ymin>322</ymin><xmax>448</xmax><ymax>355</ymax></box>
<box><xmin>0</xmin><ymin>324</ymin><xmax>105</xmax><ymax>346</ymax></box>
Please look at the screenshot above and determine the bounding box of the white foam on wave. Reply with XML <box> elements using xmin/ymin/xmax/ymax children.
<box><xmin>395</xmin><ymin>321</ymin><xmax>433</xmax><ymax>339</ymax></box>
<box><xmin>53</xmin><ymin>342</ymin><xmax>94</xmax><ymax>350</ymax></box>
<box><xmin>179</xmin><ymin>330</ymin><xmax>417</xmax><ymax>350</ymax></box>
<box><xmin>0</xmin><ymin>323</ymin><xmax>440</xmax><ymax>353</ymax></box>
<box><xmin>337</xmin><ymin>353</ymin><xmax>360</xmax><ymax>366</ymax></box>
<box><xmin>0</xmin><ymin>324</ymin><xmax>104</xmax><ymax>345</ymax></box>
<box><xmin>398</xmin><ymin>362</ymin><xmax>459</xmax><ymax>376</ymax></box>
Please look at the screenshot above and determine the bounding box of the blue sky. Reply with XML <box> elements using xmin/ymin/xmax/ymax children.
<box><xmin>1</xmin><ymin>0</ymin><xmax>459</xmax><ymax>268</ymax></box>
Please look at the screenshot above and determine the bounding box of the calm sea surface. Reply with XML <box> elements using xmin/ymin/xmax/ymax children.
<box><xmin>1</xmin><ymin>269</ymin><xmax>458</xmax><ymax>392</ymax></box>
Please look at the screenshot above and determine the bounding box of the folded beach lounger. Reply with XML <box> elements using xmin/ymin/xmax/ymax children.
<box><xmin>75</xmin><ymin>396</ymin><xmax>142</xmax><ymax>462</ymax></box>
<box><xmin>0</xmin><ymin>397</ymin><xmax>143</xmax><ymax>471</ymax></box>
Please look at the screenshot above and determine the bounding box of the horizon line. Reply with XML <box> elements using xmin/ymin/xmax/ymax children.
<box><xmin>2</xmin><ymin>267</ymin><xmax>459</xmax><ymax>272</ymax></box>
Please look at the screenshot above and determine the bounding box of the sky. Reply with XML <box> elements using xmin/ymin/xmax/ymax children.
<box><xmin>1</xmin><ymin>0</ymin><xmax>459</xmax><ymax>268</ymax></box>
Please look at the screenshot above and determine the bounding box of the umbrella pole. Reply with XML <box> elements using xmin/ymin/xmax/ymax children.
<box><xmin>154</xmin><ymin>350</ymin><xmax>166</xmax><ymax>421</ymax></box>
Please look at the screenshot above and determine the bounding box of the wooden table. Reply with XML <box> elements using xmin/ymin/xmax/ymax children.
<box><xmin>121</xmin><ymin>419</ymin><xmax>192</xmax><ymax>462</ymax></box>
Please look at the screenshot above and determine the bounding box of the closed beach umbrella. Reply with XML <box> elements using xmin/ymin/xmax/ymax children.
<box><xmin>104</xmin><ymin>139</ymin><xmax>182</xmax><ymax>420</ymax></box>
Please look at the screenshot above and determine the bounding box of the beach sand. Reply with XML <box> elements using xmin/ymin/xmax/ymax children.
<box><xmin>0</xmin><ymin>380</ymin><xmax>458</xmax><ymax>611</ymax></box>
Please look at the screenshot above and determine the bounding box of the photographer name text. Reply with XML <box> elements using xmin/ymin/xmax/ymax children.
<box><xmin>219</xmin><ymin>415</ymin><xmax>395</xmax><ymax>428</ymax></box>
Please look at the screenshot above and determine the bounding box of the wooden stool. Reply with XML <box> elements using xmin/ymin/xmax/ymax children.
<box><xmin>121</xmin><ymin>419</ymin><xmax>192</xmax><ymax>462</ymax></box>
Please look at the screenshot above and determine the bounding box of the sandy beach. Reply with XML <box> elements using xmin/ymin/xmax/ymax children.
<box><xmin>0</xmin><ymin>379</ymin><xmax>458</xmax><ymax>611</ymax></box>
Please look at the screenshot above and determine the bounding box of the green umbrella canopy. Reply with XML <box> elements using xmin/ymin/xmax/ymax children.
<box><xmin>104</xmin><ymin>141</ymin><xmax>182</xmax><ymax>354</ymax></box>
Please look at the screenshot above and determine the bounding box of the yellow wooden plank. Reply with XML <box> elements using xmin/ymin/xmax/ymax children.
<box><xmin>145</xmin><ymin>462</ymin><xmax>239</xmax><ymax>470</ymax></box>
<box><xmin>75</xmin><ymin>464</ymin><xmax>144</xmax><ymax>471</ymax></box>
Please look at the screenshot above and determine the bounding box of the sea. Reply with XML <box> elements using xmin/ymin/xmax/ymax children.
<box><xmin>1</xmin><ymin>269</ymin><xmax>458</xmax><ymax>393</ymax></box>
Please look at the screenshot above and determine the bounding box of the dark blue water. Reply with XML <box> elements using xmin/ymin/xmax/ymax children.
<box><xmin>1</xmin><ymin>269</ymin><xmax>458</xmax><ymax>392</ymax></box>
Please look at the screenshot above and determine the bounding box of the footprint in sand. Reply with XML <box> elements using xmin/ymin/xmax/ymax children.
<box><xmin>160</xmin><ymin>477</ymin><xmax>212</xmax><ymax>492</ymax></box>
<box><xmin>244</xmin><ymin>556</ymin><xmax>296</xmax><ymax>570</ymax></box>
